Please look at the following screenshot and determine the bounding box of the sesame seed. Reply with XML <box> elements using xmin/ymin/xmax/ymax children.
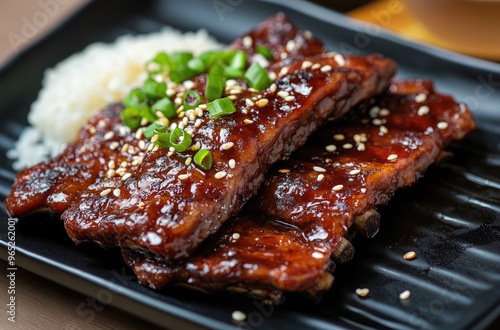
<box><xmin>277</xmin><ymin>91</ymin><xmax>289</xmax><ymax>98</ymax></box>
<box><xmin>198</xmin><ymin>104</ymin><xmax>207</xmax><ymax>110</ymax></box>
<box><xmin>229</xmin><ymin>159</ymin><xmax>236</xmax><ymax>169</ymax></box>
<box><xmin>229</xmin><ymin>89</ymin><xmax>242</xmax><ymax>95</ymax></box>
<box><xmin>280</xmin><ymin>52</ymin><xmax>288</xmax><ymax>59</ymax></box>
<box><xmin>325</xmin><ymin>158</ymin><xmax>332</xmax><ymax>163</ymax></box>
<box><xmin>304</xmin><ymin>30</ymin><xmax>313</xmax><ymax>39</ymax></box>
<box><xmin>357</xmin><ymin>143</ymin><xmax>366</xmax><ymax>151</ymax></box>
<box><xmin>138</xmin><ymin>202</ymin><xmax>145</xmax><ymax>208</ymax></box>
<box><xmin>325</xmin><ymin>144</ymin><xmax>337</xmax><ymax>152</ymax></box>
<box><xmin>268</xmin><ymin>72</ymin><xmax>277</xmax><ymax>81</ymax></box>
<box><xmin>256</xmin><ymin>98</ymin><xmax>269</xmax><ymax>107</ymax></box>
<box><xmin>182</xmin><ymin>117</ymin><xmax>189</xmax><ymax>126</ymax></box>
<box><xmin>174</xmin><ymin>97</ymin><xmax>182</xmax><ymax>105</ymax></box>
<box><xmin>195</xmin><ymin>108</ymin><xmax>204</xmax><ymax>117</ymax></box>
<box><xmin>121</xmin><ymin>143</ymin><xmax>129</xmax><ymax>153</ymax></box>
<box><xmin>191</xmin><ymin>142</ymin><xmax>201</xmax><ymax>151</ymax></box>
<box><xmin>242</xmin><ymin>36</ymin><xmax>252</xmax><ymax>47</ymax></box>
<box><xmin>369</xmin><ymin>106</ymin><xmax>380</xmax><ymax>118</ymax></box>
<box><xmin>244</xmin><ymin>119</ymin><xmax>254</xmax><ymax>125</ymax></box>
<box><xmin>404</xmin><ymin>251</ymin><xmax>416</xmax><ymax>260</ymax></box>
<box><xmin>334</xmin><ymin>54</ymin><xmax>346</xmax><ymax>66</ymax></box>
<box><xmin>104</xmin><ymin>131</ymin><xmax>114</xmax><ymax>140</ymax></box>
<box><xmin>380</xmin><ymin>126</ymin><xmax>388</xmax><ymax>134</ymax></box>
<box><xmin>185</xmin><ymin>157</ymin><xmax>192</xmax><ymax>166</ymax></box>
<box><xmin>343</xmin><ymin>143</ymin><xmax>353</xmax><ymax>149</ymax></box>
<box><xmin>222</xmin><ymin>142</ymin><xmax>234</xmax><ymax>150</ymax></box>
<box><xmin>399</xmin><ymin>290</ymin><xmax>411</xmax><ymax>300</ymax></box>
<box><xmin>312</xmin><ymin>252</ymin><xmax>324</xmax><ymax>259</ymax></box>
<box><xmin>195</xmin><ymin>119</ymin><xmax>202</xmax><ymax>128</ymax></box>
<box><xmin>107</xmin><ymin>169</ymin><xmax>116</xmax><ymax>177</ymax></box>
<box><xmin>166</xmin><ymin>89</ymin><xmax>176</xmax><ymax>97</ymax></box>
<box><xmin>245</xmin><ymin>99</ymin><xmax>254</xmax><ymax>106</ymax></box>
<box><xmin>355</xmin><ymin>288</ymin><xmax>370</xmax><ymax>297</ymax></box>
<box><xmin>153</xmin><ymin>144</ymin><xmax>160</xmax><ymax>152</ymax></box>
<box><xmin>270</xmin><ymin>83</ymin><xmax>277</xmax><ymax>93</ymax></box>
<box><xmin>113</xmin><ymin>189</ymin><xmax>121</xmax><ymax>197</ymax></box>
<box><xmin>317</xmin><ymin>174</ymin><xmax>324</xmax><ymax>182</ymax></box>
<box><xmin>89</xmin><ymin>126</ymin><xmax>97</xmax><ymax>134</ymax></box>
<box><xmin>109</xmin><ymin>141</ymin><xmax>119</xmax><ymax>150</ymax></box>
<box><xmin>302</xmin><ymin>61</ymin><xmax>313</xmax><ymax>69</ymax></box>
<box><xmin>183</xmin><ymin>80</ymin><xmax>194</xmax><ymax>89</ymax></box>
<box><xmin>232</xmin><ymin>233</ymin><xmax>240</xmax><ymax>240</ymax></box>
<box><xmin>313</xmin><ymin>166</ymin><xmax>326</xmax><ymax>173</ymax></box>
<box><xmin>349</xmin><ymin>169</ymin><xmax>361</xmax><ymax>175</ymax></box>
<box><xmin>361</xmin><ymin>188</ymin><xmax>367</xmax><ymax>193</ymax></box>
<box><xmin>122</xmin><ymin>173</ymin><xmax>132</xmax><ymax>181</ymax></box>
<box><xmin>379</xmin><ymin>108</ymin><xmax>390</xmax><ymax>116</ymax></box>
<box><xmin>147</xmin><ymin>143</ymin><xmax>154</xmax><ymax>152</ymax></box>
<box><xmin>387</xmin><ymin>154</ymin><xmax>398</xmax><ymax>161</ymax></box>
<box><xmin>415</xmin><ymin>93</ymin><xmax>427</xmax><ymax>103</ymax></box>
<box><xmin>286</xmin><ymin>40</ymin><xmax>297</xmax><ymax>52</ymax></box>
<box><xmin>333</xmin><ymin>134</ymin><xmax>344</xmax><ymax>141</ymax></box>
<box><xmin>215</xmin><ymin>171</ymin><xmax>227</xmax><ymax>179</ymax></box>
<box><xmin>138</xmin><ymin>140</ymin><xmax>146</xmax><ymax>150</ymax></box>
<box><xmin>278</xmin><ymin>169</ymin><xmax>290</xmax><ymax>173</ymax></box>
<box><xmin>311</xmin><ymin>63</ymin><xmax>321</xmax><ymax>70</ymax></box>
<box><xmin>284</xmin><ymin>95</ymin><xmax>295</xmax><ymax>102</ymax></box>
<box><xmin>232</xmin><ymin>310</ymin><xmax>246</xmax><ymax>322</ymax></box>
<box><xmin>100</xmin><ymin>189</ymin><xmax>112</xmax><ymax>197</ymax></box>
<box><xmin>108</xmin><ymin>160</ymin><xmax>115</xmax><ymax>169</ymax></box>
<box><xmin>179</xmin><ymin>174</ymin><xmax>189</xmax><ymax>180</ymax></box>
<box><xmin>97</xmin><ymin>120</ymin><xmax>106</xmax><ymax>128</ymax></box>
<box><xmin>151</xmin><ymin>134</ymin><xmax>159</xmax><ymax>143</ymax></box>
<box><xmin>418</xmin><ymin>105</ymin><xmax>430</xmax><ymax>116</ymax></box>
<box><xmin>372</xmin><ymin>118</ymin><xmax>383</xmax><ymax>126</ymax></box>
<box><xmin>332</xmin><ymin>184</ymin><xmax>344</xmax><ymax>191</ymax></box>
<box><xmin>320</xmin><ymin>65</ymin><xmax>333</xmax><ymax>72</ymax></box>
<box><xmin>437</xmin><ymin>122</ymin><xmax>448</xmax><ymax>129</ymax></box>
<box><xmin>178</xmin><ymin>122</ymin><xmax>185</xmax><ymax>129</ymax></box>
<box><xmin>279</xmin><ymin>67</ymin><xmax>289</xmax><ymax>76</ymax></box>
<box><xmin>188</xmin><ymin>112</ymin><xmax>196</xmax><ymax>121</ymax></box>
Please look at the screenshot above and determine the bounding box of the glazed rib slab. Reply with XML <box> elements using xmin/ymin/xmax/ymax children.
<box><xmin>5</xmin><ymin>14</ymin><xmax>397</xmax><ymax>260</ymax></box>
<box><xmin>121</xmin><ymin>80</ymin><xmax>475</xmax><ymax>300</ymax></box>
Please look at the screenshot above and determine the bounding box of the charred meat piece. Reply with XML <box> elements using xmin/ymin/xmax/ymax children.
<box><xmin>4</xmin><ymin>13</ymin><xmax>322</xmax><ymax>218</ymax></box>
<box><xmin>121</xmin><ymin>80</ymin><xmax>475</xmax><ymax>300</ymax></box>
<box><xmin>62</xmin><ymin>52</ymin><xmax>395</xmax><ymax>260</ymax></box>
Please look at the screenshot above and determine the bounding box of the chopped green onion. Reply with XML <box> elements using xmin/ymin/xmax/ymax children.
<box><xmin>123</xmin><ymin>88</ymin><xmax>147</xmax><ymax>108</ymax></box>
<box><xmin>207</xmin><ymin>97</ymin><xmax>236</xmax><ymax>119</ymax></box>
<box><xmin>205</xmin><ymin>64</ymin><xmax>225</xmax><ymax>100</ymax></box>
<box><xmin>244</xmin><ymin>62</ymin><xmax>272</xmax><ymax>91</ymax></box>
<box><xmin>121</xmin><ymin>107</ymin><xmax>141</xmax><ymax>130</ymax></box>
<box><xmin>153</xmin><ymin>52</ymin><xmax>170</xmax><ymax>65</ymax></box>
<box><xmin>183</xmin><ymin>90</ymin><xmax>202</xmax><ymax>110</ymax></box>
<box><xmin>224</xmin><ymin>66</ymin><xmax>244</xmax><ymax>79</ymax></box>
<box><xmin>139</xmin><ymin>106</ymin><xmax>157</xmax><ymax>123</ymax></box>
<box><xmin>154</xmin><ymin>140</ymin><xmax>173</xmax><ymax>149</ymax></box>
<box><xmin>157</xmin><ymin>132</ymin><xmax>172</xmax><ymax>142</ymax></box>
<box><xmin>169</xmin><ymin>128</ymin><xmax>192</xmax><ymax>152</ymax></box>
<box><xmin>145</xmin><ymin>52</ymin><xmax>170</xmax><ymax>75</ymax></box>
<box><xmin>194</xmin><ymin>149</ymin><xmax>213</xmax><ymax>170</ymax></box>
<box><xmin>143</xmin><ymin>123</ymin><xmax>168</xmax><ymax>139</ymax></box>
<box><xmin>169</xmin><ymin>66</ymin><xmax>195</xmax><ymax>83</ymax></box>
<box><xmin>143</xmin><ymin>77</ymin><xmax>167</xmax><ymax>98</ymax></box>
<box><xmin>199</xmin><ymin>51</ymin><xmax>219</xmax><ymax>68</ymax></box>
<box><xmin>171</xmin><ymin>52</ymin><xmax>194</xmax><ymax>66</ymax></box>
<box><xmin>187</xmin><ymin>57</ymin><xmax>206</xmax><ymax>73</ymax></box>
<box><xmin>152</xmin><ymin>97</ymin><xmax>176</xmax><ymax>119</ymax></box>
<box><xmin>256</xmin><ymin>45</ymin><xmax>274</xmax><ymax>60</ymax></box>
<box><xmin>229</xmin><ymin>51</ymin><xmax>247</xmax><ymax>70</ymax></box>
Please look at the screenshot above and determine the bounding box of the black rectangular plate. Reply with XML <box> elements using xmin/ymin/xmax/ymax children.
<box><xmin>1</xmin><ymin>0</ymin><xmax>500</xmax><ymax>329</ymax></box>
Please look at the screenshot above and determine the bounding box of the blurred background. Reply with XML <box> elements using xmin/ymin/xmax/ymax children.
<box><xmin>1</xmin><ymin>0</ymin><xmax>499</xmax><ymax>68</ymax></box>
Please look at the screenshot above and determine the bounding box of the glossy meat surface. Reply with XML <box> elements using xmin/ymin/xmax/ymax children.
<box><xmin>122</xmin><ymin>80</ymin><xmax>475</xmax><ymax>296</ymax></box>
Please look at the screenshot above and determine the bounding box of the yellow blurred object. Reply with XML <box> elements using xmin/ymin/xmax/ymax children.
<box><xmin>348</xmin><ymin>0</ymin><xmax>500</xmax><ymax>61</ymax></box>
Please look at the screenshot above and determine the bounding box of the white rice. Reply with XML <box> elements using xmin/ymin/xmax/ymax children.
<box><xmin>7</xmin><ymin>28</ymin><xmax>222</xmax><ymax>170</ymax></box>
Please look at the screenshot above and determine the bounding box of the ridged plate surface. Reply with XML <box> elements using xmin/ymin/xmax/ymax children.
<box><xmin>1</xmin><ymin>0</ymin><xmax>499</xmax><ymax>329</ymax></box>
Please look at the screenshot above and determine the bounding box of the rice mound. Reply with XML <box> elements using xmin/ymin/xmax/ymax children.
<box><xmin>7</xmin><ymin>28</ymin><xmax>222</xmax><ymax>170</ymax></box>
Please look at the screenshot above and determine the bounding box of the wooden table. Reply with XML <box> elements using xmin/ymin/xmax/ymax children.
<box><xmin>1</xmin><ymin>1</ymin><xmax>498</xmax><ymax>329</ymax></box>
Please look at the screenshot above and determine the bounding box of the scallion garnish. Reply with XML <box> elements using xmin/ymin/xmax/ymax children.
<box><xmin>244</xmin><ymin>62</ymin><xmax>272</xmax><ymax>91</ymax></box>
<box><xmin>194</xmin><ymin>149</ymin><xmax>213</xmax><ymax>170</ymax></box>
<box><xmin>187</xmin><ymin>57</ymin><xmax>206</xmax><ymax>73</ymax></box>
<box><xmin>152</xmin><ymin>97</ymin><xmax>176</xmax><ymax>118</ymax></box>
<box><xmin>224</xmin><ymin>66</ymin><xmax>244</xmax><ymax>79</ymax></box>
<box><xmin>182</xmin><ymin>90</ymin><xmax>202</xmax><ymax>110</ymax></box>
<box><xmin>206</xmin><ymin>97</ymin><xmax>236</xmax><ymax>119</ymax></box>
<box><xmin>169</xmin><ymin>128</ymin><xmax>192</xmax><ymax>152</ymax></box>
<box><xmin>121</xmin><ymin>107</ymin><xmax>142</xmax><ymax>130</ymax></box>
<box><xmin>145</xmin><ymin>52</ymin><xmax>170</xmax><ymax>75</ymax></box>
<box><xmin>256</xmin><ymin>45</ymin><xmax>274</xmax><ymax>60</ymax></box>
<box><xmin>123</xmin><ymin>88</ymin><xmax>147</xmax><ymax>108</ymax></box>
<box><xmin>143</xmin><ymin>123</ymin><xmax>168</xmax><ymax>140</ymax></box>
<box><xmin>139</xmin><ymin>106</ymin><xmax>157</xmax><ymax>123</ymax></box>
<box><xmin>229</xmin><ymin>51</ymin><xmax>247</xmax><ymax>70</ymax></box>
<box><xmin>142</xmin><ymin>78</ymin><xmax>167</xmax><ymax>98</ymax></box>
<box><xmin>205</xmin><ymin>64</ymin><xmax>225</xmax><ymax>100</ymax></box>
